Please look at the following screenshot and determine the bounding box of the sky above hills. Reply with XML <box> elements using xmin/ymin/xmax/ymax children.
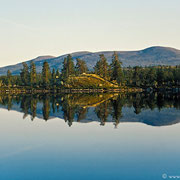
<box><xmin>0</xmin><ymin>0</ymin><xmax>180</xmax><ymax>67</ymax></box>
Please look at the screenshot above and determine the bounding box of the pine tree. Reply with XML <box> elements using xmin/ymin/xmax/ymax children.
<box><xmin>110</xmin><ymin>52</ymin><xmax>124</xmax><ymax>85</ymax></box>
<box><xmin>61</xmin><ymin>57</ymin><xmax>68</xmax><ymax>80</ymax></box>
<box><xmin>94</xmin><ymin>54</ymin><xmax>109</xmax><ymax>80</ymax></box>
<box><xmin>67</xmin><ymin>54</ymin><xmax>75</xmax><ymax>75</ymax></box>
<box><xmin>94</xmin><ymin>60</ymin><xmax>103</xmax><ymax>76</ymax></box>
<box><xmin>20</xmin><ymin>62</ymin><xmax>30</xmax><ymax>86</ymax></box>
<box><xmin>42</xmin><ymin>61</ymin><xmax>51</xmax><ymax>87</ymax></box>
<box><xmin>61</xmin><ymin>55</ymin><xmax>75</xmax><ymax>80</ymax></box>
<box><xmin>75</xmin><ymin>58</ymin><xmax>88</xmax><ymax>75</ymax></box>
<box><xmin>30</xmin><ymin>61</ymin><xmax>37</xmax><ymax>87</ymax></box>
<box><xmin>7</xmin><ymin>70</ymin><xmax>12</xmax><ymax>87</ymax></box>
<box><xmin>101</xmin><ymin>54</ymin><xmax>109</xmax><ymax>80</ymax></box>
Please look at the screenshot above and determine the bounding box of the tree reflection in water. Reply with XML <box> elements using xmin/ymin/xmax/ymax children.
<box><xmin>0</xmin><ymin>92</ymin><xmax>179</xmax><ymax>127</ymax></box>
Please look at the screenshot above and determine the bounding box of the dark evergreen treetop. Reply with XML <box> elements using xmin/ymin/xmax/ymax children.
<box><xmin>94</xmin><ymin>54</ymin><xmax>110</xmax><ymax>80</ymax></box>
<box><xmin>110</xmin><ymin>52</ymin><xmax>124</xmax><ymax>85</ymax></box>
<box><xmin>20</xmin><ymin>62</ymin><xmax>30</xmax><ymax>86</ymax></box>
<box><xmin>42</xmin><ymin>61</ymin><xmax>51</xmax><ymax>87</ymax></box>
<box><xmin>30</xmin><ymin>61</ymin><xmax>37</xmax><ymax>86</ymax></box>
<box><xmin>61</xmin><ymin>55</ymin><xmax>75</xmax><ymax>80</ymax></box>
<box><xmin>75</xmin><ymin>58</ymin><xmax>88</xmax><ymax>75</ymax></box>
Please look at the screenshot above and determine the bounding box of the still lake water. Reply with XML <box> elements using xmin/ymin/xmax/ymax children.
<box><xmin>0</xmin><ymin>92</ymin><xmax>180</xmax><ymax>180</ymax></box>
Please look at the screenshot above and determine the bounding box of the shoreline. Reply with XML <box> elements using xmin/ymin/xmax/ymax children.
<box><xmin>0</xmin><ymin>87</ymin><xmax>143</xmax><ymax>94</ymax></box>
<box><xmin>0</xmin><ymin>87</ymin><xmax>179</xmax><ymax>94</ymax></box>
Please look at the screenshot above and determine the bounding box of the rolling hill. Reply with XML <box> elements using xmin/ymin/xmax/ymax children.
<box><xmin>0</xmin><ymin>46</ymin><xmax>180</xmax><ymax>75</ymax></box>
<box><xmin>64</xmin><ymin>74</ymin><xmax>119</xmax><ymax>89</ymax></box>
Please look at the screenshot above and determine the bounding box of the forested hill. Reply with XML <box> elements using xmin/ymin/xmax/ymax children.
<box><xmin>0</xmin><ymin>46</ymin><xmax>180</xmax><ymax>75</ymax></box>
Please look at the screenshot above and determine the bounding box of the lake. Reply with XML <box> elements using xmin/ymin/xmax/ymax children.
<box><xmin>0</xmin><ymin>92</ymin><xmax>179</xmax><ymax>180</ymax></box>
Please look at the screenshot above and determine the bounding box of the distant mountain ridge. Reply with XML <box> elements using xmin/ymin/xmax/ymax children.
<box><xmin>0</xmin><ymin>46</ymin><xmax>180</xmax><ymax>75</ymax></box>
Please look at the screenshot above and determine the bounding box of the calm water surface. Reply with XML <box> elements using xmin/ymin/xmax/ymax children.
<box><xmin>0</xmin><ymin>93</ymin><xmax>180</xmax><ymax>180</ymax></box>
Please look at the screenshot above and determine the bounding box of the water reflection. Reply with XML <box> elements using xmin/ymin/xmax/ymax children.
<box><xmin>0</xmin><ymin>92</ymin><xmax>179</xmax><ymax>127</ymax></box>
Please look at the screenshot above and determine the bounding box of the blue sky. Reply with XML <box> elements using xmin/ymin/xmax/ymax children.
<box><xmin>0</xmin><ymin>0</ymin><xmax>180</xmax><ymax>66</ymax></box>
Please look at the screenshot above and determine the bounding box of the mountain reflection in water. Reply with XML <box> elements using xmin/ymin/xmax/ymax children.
<box><xmin>0</xmin><ymin>92</ymin><xmax>179</xmax><ymax>127</ymax></box>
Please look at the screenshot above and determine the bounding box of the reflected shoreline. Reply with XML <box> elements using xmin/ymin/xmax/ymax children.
<box><xmin>0</xmin><ymin>92</ymin><xmax>179</xmax><ymax>127</ymax></box>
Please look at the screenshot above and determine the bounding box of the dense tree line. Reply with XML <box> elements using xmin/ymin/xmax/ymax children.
<box><xmin>124</xmin><ymin>65</ymin><xmax>180</xmax><ymax>87</ymax></box>
<box><xmin>0</xmin><ymin>53</ymin><xmax>179</xmax><ymax>88</ymax></box>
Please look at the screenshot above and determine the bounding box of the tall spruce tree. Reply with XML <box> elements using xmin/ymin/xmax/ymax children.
<box><xmin>61</xmin><ymin>55</ymin><xmax>75</xmax><ymax>80</ymax></box>
<box><xmin>20</xmin><ymin>62</ymin><xmax>30</xmax><ymax>86</ymax></box>
<box><xmin>75</xmin><ymin>58</ymin><xmax>88</xmax><ymax>75</ymax></box>
<box><xmin>7</xmin><ymin>70</ymin><xmax>12</xmax><ymax>86</ymax></box>
<box><xmin>61</xmin><ymin>57</ymin><xmax>68</xmax><ymax>80</ymax></box>
<box><xmin>42</xmin><ymin>61</ymin><xmax>51</xmax><ymax>87</ymax></box>
<box><xmin>30</xmin><ymin>61</ymin><xmax>37</xmax><ymax>87</ymax></box>
<box><xmin>94</xmin><ymin>54</ymin><xmax>109</xmax><ymax>80</ymax></box>
<box><xmin>94</xmin><ymin>60</ymin><xmax>103</xmax><ymax>76</ymax></box>
<box><xmin>67</xmin><ymin>54</ymin><xmax>75</xmax><ymax>75</ymax></box>
<box><xmin>110</xmin><ymin>52</ymin><xmax>124</xmax><ymax>85</ymax></box>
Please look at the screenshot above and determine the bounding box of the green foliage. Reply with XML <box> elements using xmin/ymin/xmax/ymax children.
<box><xmin>75</xmin><ymin>58</ymin><xmax>88</xmax><ymax>75</ymax></box>
<box><xmin>7</xmin><ymin>70</ymin><xmax>12</xmax><ymax>86</ymax></box>
<box><xmin>0</xmin><ymin>54</ymin><xmax>180</xmax><ymax>89</ymax></box>
<box><xmin>42</xmin><ymin>61</ymin><xmax>51</xmax><ymax>87</ymax></box>
<box><xmin>1</xmin><ymin>92</ymin><xmax>179</xmax><ymax>127</ymax></box>
<box><xmin>61</xmin><ymin>55</ymin><xmax>75</xmax><ymax>80</ymax></box>
<box><xmin>20</xmin><ymin>62</ymin><xmax>30</xmax><ymax>86</ymax></box>
<box><xmin>110</xmin><ymin>52</ymin><xmax>124</xmax><ymax>85</ymax></box>
<box><xmin>94</xmin><ymin>54</ymin><xmax>110</xmax><ymax>80</ymax></box>
<box><xmin>123</xmin><ymin>65</ymin><xmax>180</xmax><ymax>87</ymax></box>
<box><xmin>30</xmin><ymin>61</ymin><xmax>37</xmax><ymax>86</ymax></box>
